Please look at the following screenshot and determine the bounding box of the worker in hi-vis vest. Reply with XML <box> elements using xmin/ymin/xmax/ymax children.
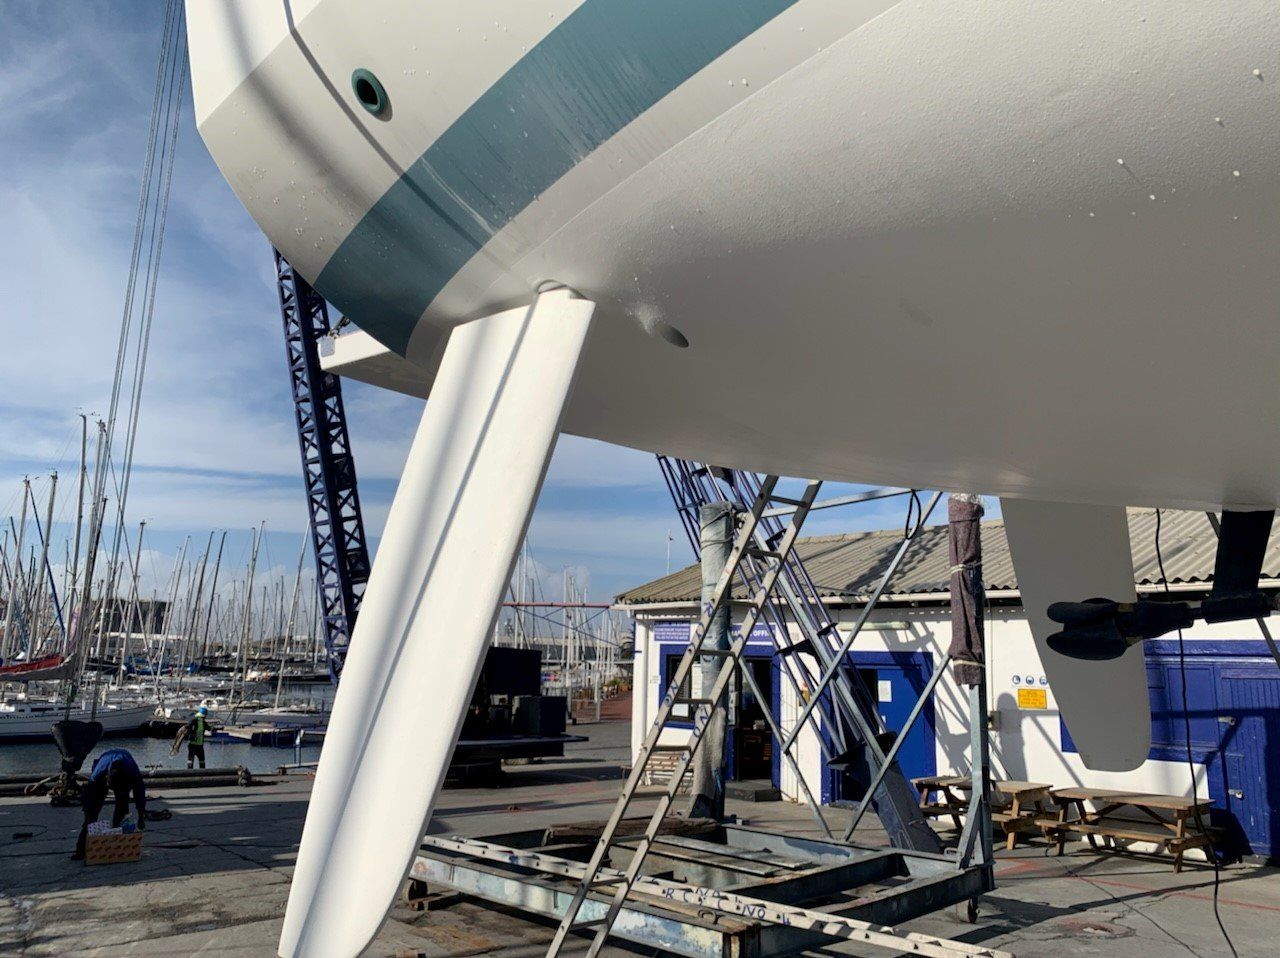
<box><xmin>172</xmin><ymin>705</ymin><xmax>210</xmax><ymax>768</ymax></box>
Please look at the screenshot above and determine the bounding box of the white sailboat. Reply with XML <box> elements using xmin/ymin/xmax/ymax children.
<box><xmin>0</xmin><ymin>697</ymin><xmax>156</xmax><ymax>742</ymax></box>
<box><xmin>185</xmin><ymin>2</ymin><xmax>1280</xmax><ymax>955</ymax></box>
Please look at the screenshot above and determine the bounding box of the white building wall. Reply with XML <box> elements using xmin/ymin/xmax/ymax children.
<box><xmin>631</xmin><ymin>612</ymin><xmax>827</xmax><ymax>784</ymax></box>
<box><xmin>630</xmin><ymin>604</ymin><xmax>1257</xmax><ymax>803</ymax></box>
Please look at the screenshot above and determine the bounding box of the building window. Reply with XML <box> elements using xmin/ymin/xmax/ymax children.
<box><xmin>664</xmin><ymin>653</ymin><xmax>691</xmax><ymax>719</ymax></box>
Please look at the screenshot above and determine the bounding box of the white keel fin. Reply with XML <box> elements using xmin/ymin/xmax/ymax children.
<box><xmin>279</xmin><ymin>289</ymin><xmax>596</xmax><ymax>958</ymax></box>
<box><xmin>1000</xmin><ymin>498</ymin><xmax>1152</xmax><ymax>772</ymax></box>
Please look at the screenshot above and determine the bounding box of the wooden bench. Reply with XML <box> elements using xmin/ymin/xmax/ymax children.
<box><xmin>913</xmin><ymin>775</ymin><xmax>971</xmax><ymax>828</ymax></box>
<box><xmin>1046</xmin><ymin>787</ymin><xmax>1215</xmax><ymax>871</ymax></box>
<box><xmin>912</xmin><ymin>776</ymin><xmax>1054</xmax><ymax>849</ymax></box>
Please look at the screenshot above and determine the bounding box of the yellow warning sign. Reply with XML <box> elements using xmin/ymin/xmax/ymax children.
<box><xmin>1017</xmin><ymin>688</ymin><xmax>1048</xmax><ymax>710</ymax></box>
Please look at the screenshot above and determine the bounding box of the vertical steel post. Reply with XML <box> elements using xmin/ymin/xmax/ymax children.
<box><xmin>688</xmin><ymin>502</ymin><xmax>734</xmax><ymax>819</ymax></box>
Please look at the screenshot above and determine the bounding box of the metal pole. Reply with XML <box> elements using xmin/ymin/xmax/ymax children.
<box><xmin>1205</xmin><ymin>511</ymin><xmax>1280</xmax><ymax>671</ymax></box>
<box><xmin>688</xmin><ymin>502</ymin><xmax>734</xmax><ymax>820</ymax></box>
<box><xmin>117</xmin><ymin>521</ymin><xmax>146</xmax><ymax>685</ymax></box>
<box><xmin>957</xmin><ymin>683</ymin><xmax>993</xmax><ymax>869</ymax></box>
<box><xmin>69</xmin><ymin>414</ymin><xmax>88</xmax><ymax>615</ymax></box>
<box><xmin>2</xmin><ymin>479</ymin><xmax>30</xmax><ymax>662</ymax></box>
<box><xmin>199</xmin><ymin>531</ymin><xmax>227</xmax><ymax>663</ymax></box>
<box><xmin>31</xmin><ymin>473</ymin><xmax>57</xmax><ymax>646</ymax></box>
<box><xmin>276</xmin><ymin>537</ymin><xmax>308</xmax><ymax>708</ymax></box>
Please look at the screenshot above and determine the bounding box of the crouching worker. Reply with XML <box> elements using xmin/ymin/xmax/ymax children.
<box><xmin>172</xmin><ymin>705</ymin><xmax>209</xmax><ymax>769</ymax></box>
<box><xmin>73</xmin><ymin>748</ymin><xmax>146</xmax><ymax>860</ymax></box>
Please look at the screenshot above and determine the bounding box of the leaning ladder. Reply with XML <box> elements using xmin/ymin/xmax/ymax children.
<box><xmin>545</xmin><ymin>476</ymin><xmax>821</xmax><ymax>958</ymax></box>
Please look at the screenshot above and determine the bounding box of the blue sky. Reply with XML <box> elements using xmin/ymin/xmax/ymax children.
<box><xmin>0</xmin><ymin>4</ymin><xmax>961</xmax><ymax>604</ymax></box>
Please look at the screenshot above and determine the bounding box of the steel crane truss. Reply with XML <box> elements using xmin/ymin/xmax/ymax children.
<box><xmin>274</xmin><ymin>250</ymin><xmax>371</xmax><ymax>680</ymax></box>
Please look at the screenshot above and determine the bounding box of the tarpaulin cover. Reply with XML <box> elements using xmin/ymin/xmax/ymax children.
<box><xmin>948</xmin><ymin>495</ymin><xmax>985</xmax><ymax>686</ymax></box>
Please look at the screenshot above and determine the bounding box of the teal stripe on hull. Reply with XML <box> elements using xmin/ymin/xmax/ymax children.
<box><xmin>314</xmin><ymin>0</ymin><xmax>797</xmax><ymax>355</ymax></box>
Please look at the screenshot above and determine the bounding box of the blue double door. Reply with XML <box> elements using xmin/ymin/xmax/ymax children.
<box><xmin>1060</xmin><ymin>639</ymin><xmax>1280</xmax><ymax>858</ymax></box>
<box><xmin>1144</xmin><ymin>641</ymin><xmax>1280</xmax><ymax>858</ymax></box>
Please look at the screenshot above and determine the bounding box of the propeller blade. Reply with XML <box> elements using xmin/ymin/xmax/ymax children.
<box><xmin>1001</xmin><ymin>499</ymin><xmax>1151</xmax><ymax>771</ymax></box>
<box><xmin>279</xmin><ymin>290</ymin><xmax>595</xmax><ymax>958</ymax></box>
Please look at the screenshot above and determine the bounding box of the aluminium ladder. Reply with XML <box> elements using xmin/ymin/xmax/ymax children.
<box><xmin>545</xmin><ymin>475</ymin><xmax>821</xmax><ymax>958</ymax></box>
<box><xmin>659</xmin><ymin>458</ymin><xmax>941</xmax><ymax>853</ymax></box>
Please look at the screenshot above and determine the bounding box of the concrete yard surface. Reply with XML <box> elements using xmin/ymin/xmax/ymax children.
<box><xmin>1</xmin><ymin>720</ymin><xmax>1277</xmax><ymax>957</ymax></box>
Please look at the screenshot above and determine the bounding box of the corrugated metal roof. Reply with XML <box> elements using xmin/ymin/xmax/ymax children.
<box><xmin>615</xmin><ymin>508</ymin><xmax>1280</xmax><ymax>606</ymax></box>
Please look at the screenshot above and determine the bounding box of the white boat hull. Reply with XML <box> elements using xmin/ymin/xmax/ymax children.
<box><xmin>0</xmin><ymin>702</ymin><xmax>156</xmax><ymax>741</ymax></box>
<box><xmin>185</xmin><ymin>4</ymin><xmax>1280</xmax><ymax>955</ymax></box>
<box><xmin>190</xmin><ymin>0</ymin><xmax>1280</xmax><ymax>511</ymax></box>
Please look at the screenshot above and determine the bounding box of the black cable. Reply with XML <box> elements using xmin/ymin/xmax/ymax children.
<box><xmin>1154</xmin><ymin>509</ymin><xmax>1238</xmax><ymax>958</ymax></box>
<box><xmin>904</xmin><ymin>490</ymin><xmax>923</xmax><ymax>538</ymax></box>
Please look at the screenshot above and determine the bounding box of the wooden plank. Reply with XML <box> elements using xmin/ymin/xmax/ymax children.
<box><xmin>543</xmin><ymin>817</ymin><xmax>718</xmax><ymax>843</ymax></box>
<box><xmin>919</xmin><ymin>803</ymin><xmax>967</xmax><ymax>817</ymax></box>
<box><xmin>1044</xmin><ymin>820</ymin><xmax>1211</xmax><ymax>846</ymax></box>
<box><xmin>1050</xmin><ymin>788</ymin><xmax>1212</xmax><ymax>811</ymax></box>
<box><xmin>912</xmin><ymin>775</ymin><xmax>969</xmax><ymax>789</ymax></box>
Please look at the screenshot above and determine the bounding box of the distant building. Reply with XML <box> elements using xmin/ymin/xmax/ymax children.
<box><xmin>100</xmin><ymin>598</ymin><xmax>169</xmax><ymax>635</ymax></box>
<box><xmin>616</xmin><ymin>509</ymin><xmax>1280</xmax><ymax>859</ymax></box>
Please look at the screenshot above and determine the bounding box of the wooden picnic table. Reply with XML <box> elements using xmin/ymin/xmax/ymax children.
<box><xmin>912</xmin><ymin>775</ymin><xmax>970</xmax><ymax>829</ymax></box>
<box><xmin>912</xmin><ymin>776</ymin><xmax>1055</xmax><ymax>849</ymax></box>
<box><xmin>1047</xmin><ymin>787</ymin><xmax>1215</xmax><ymax>872</ymax></box>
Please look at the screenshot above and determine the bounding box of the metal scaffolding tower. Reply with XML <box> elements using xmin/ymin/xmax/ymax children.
<box><xmin>656</xmin><ymin>456</ymin><xmax>942</xmax><ymax>853</ymax></box>
<box><xmin>548</xmin><ymin>468</ymin><xmax>993</xmax><ymax>958</ymax></box>
<box><xmin>274</xmin><ymin>250</ymin><xmax>371</xmax><ymax>681</ymax></box>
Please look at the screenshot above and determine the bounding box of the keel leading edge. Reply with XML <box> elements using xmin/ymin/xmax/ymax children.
<box><xmin>280</xmin><ymin>289</ymin><xmax>595</xmax><ymax>958</ymax></box>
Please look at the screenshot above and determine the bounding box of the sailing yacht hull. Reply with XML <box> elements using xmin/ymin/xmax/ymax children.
<box><xmin>185</xmin><ymin>3</ymin><xmax>1279</xmax><ymax>955</ymax></box>
<box><xmin>189</xmin><ymin>0</ymin><xmax>1280</xmax><ymax>511</ymax></box>
<box><xmin>0</xmin><ymin>702</ymin><xmax>155</xmax><ymax>742</ymax></box>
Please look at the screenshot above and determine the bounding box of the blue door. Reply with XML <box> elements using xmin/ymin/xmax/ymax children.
<box><xmin>1070</xmin><ymin>639</ymin><xmax>1280</xmax><ymax>860</ymax></box>
<box><xmin>828</xmin><ymin>650</ymin><xmax>936</xmax><ymax>803</ymax></box>
<box><xmin>1219</xmin><ymin>669</ymin><xmax>1280</xmax><ymax>857</ymax></box>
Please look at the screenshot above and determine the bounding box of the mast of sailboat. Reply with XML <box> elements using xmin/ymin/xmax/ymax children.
<box><xmin>152</xmin><ymin>535</ymin><xmax>190</xmax><ymax>698</ymax></box>
<box><xmin>116</xmin><ymin>521</ymin><xmax>146</xmax><ymax>686</ymax></box>
<box><xmin>70</xmin><ymin>415</ymin><xmax>87</xmax><ymax>606</ymax></box>
<box><xmin>2</xmin><ymin>478</ymin><xmax>31</xmax><ymax>663</ymax></box>
<box><xmin>198</xmin><ymin>530</ymin><xmax>226</xmax><ymax>664</ymax></box>
<box><xmin>229</xmin><ymin>523</ymin><xmax>263</xmax><ymax>712</ymax></box>
<box><xmin>176</xmin><ymin>531</ymin><xmax>214</xmax><ymax>692</ymax></box>
<box><xmin>69</xmin><ymin>420</ymin><xmax>109</xmax><ymax>717</ymax></box>
<box><xmin>170</xmin><ymin>543</ymin><xmax>200</xmax><ymax>684</ymax></box>
<box><xmin>0</xmin><ymin>531</ymin><xmax>11</xmax><ymax>662</ymax></box>
<box><xmin>275</xmin><ymin>538</ymin><xmax>308</xmax><ymax>708</ymax></box>
<box><xmin>31</xmin><ymin>473</ymin><xmax>57</xmax><ymax>651</ymax></box>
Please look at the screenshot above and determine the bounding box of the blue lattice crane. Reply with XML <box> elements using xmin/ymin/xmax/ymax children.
<box><xmin>274</xmin><ymin>250</ymin><xmax>371</xmax><ymax>682</ymax></box>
